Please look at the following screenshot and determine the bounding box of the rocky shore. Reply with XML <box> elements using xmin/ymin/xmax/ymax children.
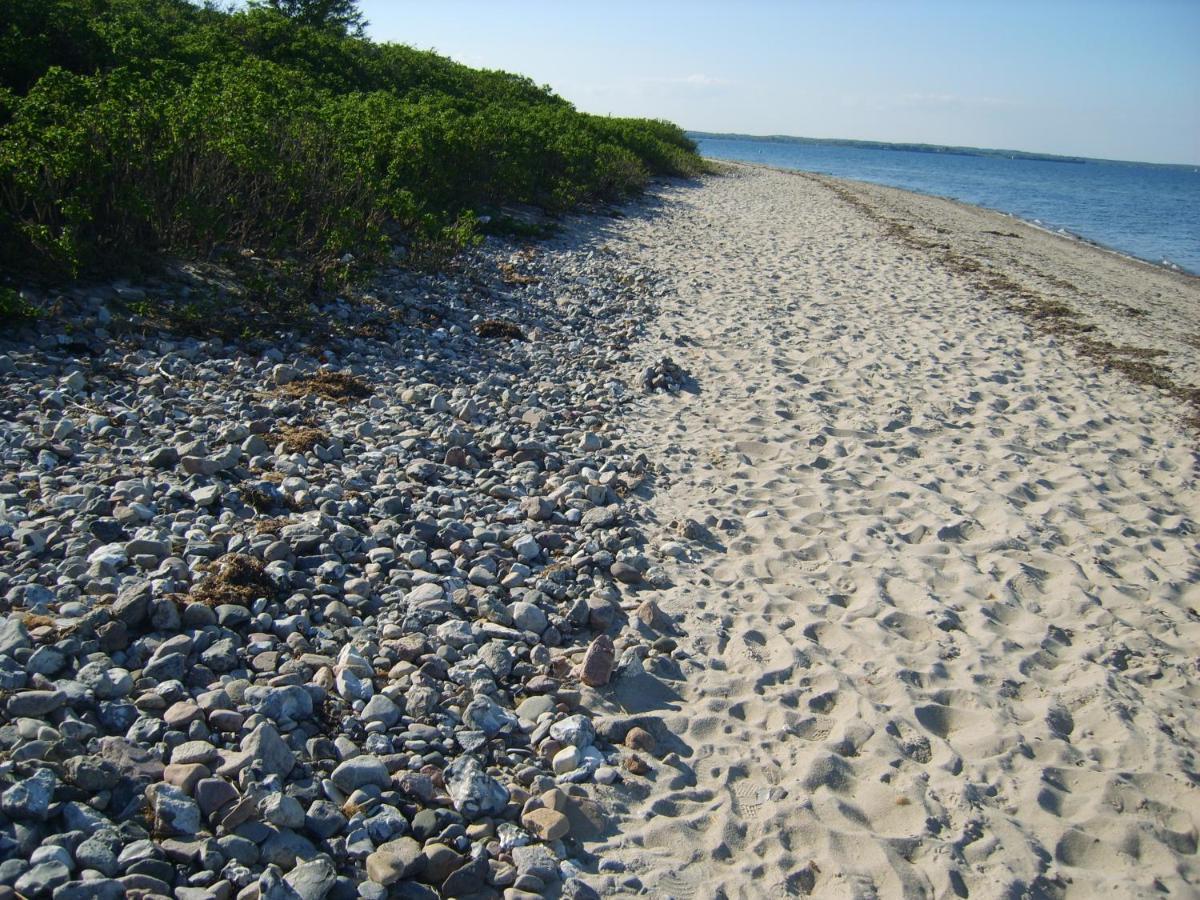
<box><xmin>0</xmin><ymin>210</ymin><xmax>691</xmax><ymax>899</ymax></box>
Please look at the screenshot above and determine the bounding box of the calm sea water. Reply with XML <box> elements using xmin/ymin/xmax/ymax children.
<box><xmin>694</xmin><ymin>136</ymin><xmax>1200</xmax><ymax>275</ymax></box>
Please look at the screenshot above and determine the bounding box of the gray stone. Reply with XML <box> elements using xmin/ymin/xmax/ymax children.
<box><xmin>462</xmin><ymin>695</ymin><xmax>518</xmax><ymax>737</ymax></box>
<box><xmin>0</xmin><ymin>616</ymin><xmax>31</xmax><ymax>656</ymax></box>
<box><xmin>1</xmin><ymin>767</ymin><xmax>56</xmax><ymax>820</ymax></box>
<box><xmin>111</xmin><ymin>580</ymin><xmax>152</xmax><ymax>627</ymax></box>
<box><xmin>360</xmin><ymin>694</ymin><xmax>401</xmax><ymax>728</ymax></box>
<box><xmin>513</xmin><ymin>534</ymin><xmax>541</xmax><ymax>561</ymax></box>
<box><xmin>144</xmin><ymin>446</ymin><xmax>179</xmax><ymax>468</ymax></box>
<box><xmin>261</xmin><ymin>793</ymin><xmax>306</xmax><ymax>830</ymax></box>
<box><xmin>610</xmin><ymin>561</ymin><xmax>642</xmax><ymax>584</ymax></box>
<box><xmin>304</xmin><ymin>800</ymin><xmax>347</xmax><ymax>840</ymax></box>
<box><xmin>245</xmin><ymin>685</ymin><xmax>314</xmax><ymax>724</ymax></box>
<box><xmin>444</xmin><ymin>755</ymin><xmax>508</xmax><ymax>819</ymax></box>
<box><xmin>150</xmin><ymin>783</ymin><xmax>201</xmax><ymax>835</ymax></box>
<box><xmin>191</xmin><ymin>485</ymin><xmax>220</xmax><ymax>507</ymax></box>
<box><xmin>15</xmin><ymin>860</ymin><xmax>70</xmax><ymax>897</ymax></box>
<box><xmin>243</xmin><ymin>723</ymin><xmax>295</xmax><ymax>778</ymax></box>
<box><xmin>509</xmin><ymin>601</ymin><xmax>547</xmax><ymax>634</ymax></box>
<box><xmin>260</xmin><ymin>829</ymin><xmax>317</xmax><ymax>869</ymax></box>
<box><xmin>330</xmin><ymin>756</ymin><xmax>389</xmax><ymax>792</ymax></box>
<box><xmin>282</xmin><ymin>855</ymin><xmax>337</xmax><ymax>900</ymax></box>
<box><xmin>73</xmin><ymin>830</ymin><xmax>121</xmax><ymax>876</ymax></box>
<box><xmin>516</xmin><ymin>695</ymin><xmax>555</xmax><ymax>722</ymax></box>
<box><xmin>7</xmin><ymin>690</ymin><xmax>64</xmax><ymax>717</ymax></box>
<box><xmin>52</xmin><ymin>880</ymin><xmax>125</xmax><ymax>900</ymax></box>
<box><xmin>549</xmin><ymin>714</ymin><xmax>595</xmax><ymax>748</ymax></box>
<box><xmin>511</xmin><ymin>844</ymin><xmax>560</xmax><ymax>882</ymax></box>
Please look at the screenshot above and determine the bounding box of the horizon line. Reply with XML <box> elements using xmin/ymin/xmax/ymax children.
<box><xmin>684</xmin><ymin>129</ymin><xmax>1200</xmax><ymax>170</ymax></box>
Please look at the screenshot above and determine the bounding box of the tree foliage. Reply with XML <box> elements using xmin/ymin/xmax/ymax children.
<box><xmin>248</xmin><ymin>0</ymin><xmax>366</xmax><ymax>37</ymax></box>
<box><xmin>0</xmin><ymin>0</ymin><xmax>704</xmax><ymax>278</ymax></box>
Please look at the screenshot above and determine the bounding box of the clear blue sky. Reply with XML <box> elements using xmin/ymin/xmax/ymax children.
<box><xmin>356</xmin><ymin>0</ymin><xmax>1200</xmax><ymax>165</ymax></box>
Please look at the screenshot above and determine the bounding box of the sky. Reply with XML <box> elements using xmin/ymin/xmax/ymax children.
<box><xmin>356</xmin><ymin>0</ymin><xmax>1200</xmax><ymax>165</ymax></box>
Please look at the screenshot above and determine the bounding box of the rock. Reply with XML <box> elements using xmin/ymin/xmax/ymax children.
<box><xmin>171</xmin><ymin>741</ymin><xmax>218</xmax><ymax>767</ymax></box>
<box><xmin>112</xmin><ymin>580</ymin><xmax>152</xmax><ymax>627</ymax></box>
<box><xmin>261</xmin><ymin>793</ymin><xmax>306</xmax><ymax>830</ymax></box>
<box><xmin>304</xmin><ymin>800</ymin><xmax>347</xmax><ymax>840</ymax></box>
<box><xmin>636</xmin><ymin>599</ymin><xmax>668</xmax><ymax>630</ymax></box>
<box><xmin>366</xmin><ymin>837</ymin><xmax>425</xmax><ymax>885</ymax></box>
<box><xmin>271</xmin><ymin>364</ymin><xmax>299</xmax><ymax>385</ymax></box>
<box><xmin>549</xmin><ymin>715</ymin><xmax>595</xmax><ymax>748</ymax></box>
<box><xmin>1</xmin><ymin>767</ymin><xmax>56</xmax><ymax>820</ymax></box>
<box><xmin>405</xmin><ymin>459</ymin><xmax>438</xmax><ymax>483</ymax></box>
<box><xmin>144</xmin><ymin>446</ymin><xmax>179</xmax><ymax>468</ymax></box>
<box><xmin>444</xmin><ymin>756</ymin><xmax>508</xmax><ymax>819</ymax></box>
<box><xmin>74</xmin><ymin>830</ymin><xmax>121</xmax><ymax>876</ymax></box>
<box><xmin>519</xmin><ymin>496</ymin><xmax>554</xmax><ymax>521</ymax></box>
<box><xmin>516</xmin><ymin>695</ymin><xmax>555</xmax><ymax>722</ymax></box>
<box><xmin>261</xmin><ymin>830</ymin><xmax>317</xmax><ymax>869</ymax></box>
<box><xmin>510</xmin><ymin>844</ymin><xmax>560</xmax><ymax>882</ymax></box>
<box><xmin>581</xmin><ymin>506</ymin><xmax>616</xmax><ymax>529</ymax></box>
<box><xmin>0</xmin><ymin>617</ymin><xmax>31</xmax><ymax>656</ymax></box>
<box><xmin>360</xmin><ymin>694</ymin><xmax>401</xmax><ymax>727</ymax></box>
<box><xmin>522</xmin><ymin>807</ymin><xmax>570</xmax><ymax>841</ymax></box>
<box><xmin>195</xmin><ymin>778</ymin><xmax>239</xmax><ymax>818</ymax></box>
<box><xmin>245</xmin><ymin>685</ymin><xmax>314</xmax><ymax>724</ymax></box>
<box><xmin>331</xmin><ymin>755</ymin><xmax>389</xmax><ymax>792</ymax></box>
<box><xmin>15</xmin><ymin>860</ymin><xmax>70</xmax><ymax>897</ymax></box>
<box><xmin>462</xmin><ymin>695</ymin><xmax>518</xmax><ymax>737</ymax></box>
<box><xmin>191</xmin><ymin>484</ymin><xmax>221</xmax><ymax>507</ymax></box>
<box><xmin>150</xmin><ymin>783</ymin><xmax>202</xmax><ymax>835</ymax></box>
<box><xmin>7</xmin><ymin>690</ymin><xmax>64</xmax><ymax>717</ymax></box>
<box><xmin>88</xmin><ymin>543</ymin><xmax>128</xmax><ymax>569</ymax></box>
<box><xmin>625</xmin><ymin>726</ymin><xmax>657</xmax><ymax>754</ymax></box>
<box><xmin>552</xmin><ymin>745</ymin><xmax>581</xmax><ymax>775</ymax></box>
<box><xmin>609</xmin><ymin>561</ymin><xmax>642</xmax><ymax>584</ymax></box>
<box><xmin>513</xmin><ymin>534</ymin><xmax>541</xmax><ymax>561</ymax></box>
<box><xmin>579</xmin><ymin>635</ymin><xmax>615</xmax><ymax>687</ymax></box>
<box><xmin>53</xmin><ymin>880</ymin><xmax>125</xmax><ymax>900</ymax></box>
<box><xmin>594</xmin><ymin>766</ymin><xmax>619</xmax><ymax>784</ymax></box>
<box><xmin>283</xmin><ymin>855</ymin><xmax>338</xmax><ymax>900</ymax></box>
<box><xmin>509</xmin><ymin>601</ymin><xmax>547</xmax><ymax>634</ymax></box>
<box><xmin>242</xmin><ymin>723</ymin><xmax>295</xmax><ymax>778</ymax></box>
<box><xmin>440</xmin><ymin>856</ymin><xmax>488</xmax><ymax>896</ymax></box>
<box><xmin>163</xmin><ymin>762</ymin><xmax>209</xmax><ymax>793</ymax></box>
<box><xmin>624</xmin><ymin>754</ymin><xmax>650</xmax><ymax>775</ymax></box>
<box><xmin>0</xmin><ymin>209</ymin><xmax>677</xmax><ymax>896</ymax></box>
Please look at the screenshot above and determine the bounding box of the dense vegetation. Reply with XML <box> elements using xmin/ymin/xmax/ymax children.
<box><xmin>0</xmin><ymin>0</ymin><xmax>704</xmax><ymax>284</ymax></box>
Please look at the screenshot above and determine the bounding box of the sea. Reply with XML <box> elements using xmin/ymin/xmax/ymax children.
<box><xmin>692</xmin><ymin>135</ymin><xmax>1200</xmax><ymax>275</ymax></box>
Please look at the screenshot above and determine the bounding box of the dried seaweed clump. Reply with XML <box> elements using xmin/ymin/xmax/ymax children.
<box><xmin>476</xmin><ymin>319</ymin><xmax>526</xmax><ymax>341</ymax></box>
<box><xmin>190</xmin><ymin>554</ymin><xmax>277</xmax><ymax>606</ymax></box>
<box><xmin>271</xmin><ymin>425</ymin><xmax>328</xmax><ymax>454</ymax></box>
<box><xmin>281</xmin><ymin>372</ymin><xmax>371</xmax><ymax>402</ymax></box>
<box><xmin>498</xmin><ymin>262</ymin><xmax>540</xmax><ymax>286</ymax></box>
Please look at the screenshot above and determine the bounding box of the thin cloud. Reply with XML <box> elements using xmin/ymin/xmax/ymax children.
<box><xmin>897</xmin><ymin>92</ymin><xmax>1020</xmax><ymax>109</ymax></box>
<box><xmin>643</xmin><ymin>73</ymin><xmax>734</xmax><ymax>88</ymax></box>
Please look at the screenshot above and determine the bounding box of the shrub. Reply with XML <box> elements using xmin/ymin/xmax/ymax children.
<box><xmin>0</xmin><ymin>0</ymin><xmax>706</xmax><ymax>286</ymax></box>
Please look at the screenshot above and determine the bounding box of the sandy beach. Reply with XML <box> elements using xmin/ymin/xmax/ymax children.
<box><xmin>586</xmin><ymin>164</ymin><xmax>1200</xmax><ymax>899</ymax></box>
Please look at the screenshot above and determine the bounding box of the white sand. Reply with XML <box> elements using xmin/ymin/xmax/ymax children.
<box><xmin>586</xmin><ymin>165</ymin><xmax>1200</xmax><ymax>898</ymax></box>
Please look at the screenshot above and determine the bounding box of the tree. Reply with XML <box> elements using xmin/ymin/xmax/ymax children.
<box><xmin>249</xmin><ymin>0</ymin><xmax>367</xmax><ymax>36</ymax></box>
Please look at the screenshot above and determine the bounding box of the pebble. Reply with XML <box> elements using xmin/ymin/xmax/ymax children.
<box><xmin>579</xmin><ymin>634</ymin><xmax>616</xmax><ymax>687</ymax></box>
<box><xmin>0</xmin><ymin>229</ymin><xmax>671</xmax><ymax>900</ymax></box>
<box><xmin>522</xmin><ymin>807</ymin><xmax>571</xmax><ymax>841</ymax></box>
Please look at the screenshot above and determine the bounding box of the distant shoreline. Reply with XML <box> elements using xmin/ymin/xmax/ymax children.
<box><xmin>688</xmin><ymin>131</ymin><xmax>1200</xmax><ymax>170</ymax></box>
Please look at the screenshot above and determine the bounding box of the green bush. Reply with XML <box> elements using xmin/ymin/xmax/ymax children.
<box><xmin>0</xmin><ymin>0</ymin><xmax>705</xmax><ymax>283</ymax></box>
